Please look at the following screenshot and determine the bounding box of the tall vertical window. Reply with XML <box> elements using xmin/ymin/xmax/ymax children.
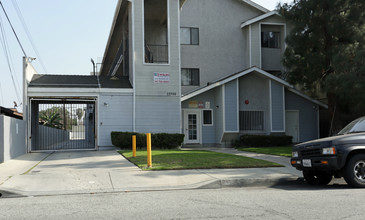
<box><xmin>144</xmin><ymin>0</ymin><xmax>168</xmax><ymax>64</ymax></box>
<box><xmin>181</xmin><ymin>68</ymin><xmax>199</xmax><ymax>86</ymax></box>
<box><xmin>261</xmin><ymin>31</ymin><xmax>280</xmax><ymax>48</ymax></box>
<box><xmin>180</xmin><ymin>27</ymin><xmax>199</xmax><ymax>45</ymax></box>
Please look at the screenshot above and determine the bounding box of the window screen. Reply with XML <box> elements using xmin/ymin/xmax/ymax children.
<box><xmin>239</xmin><ymin>111</ymin><xmax>264</xmax><ymax>130</ymax></box>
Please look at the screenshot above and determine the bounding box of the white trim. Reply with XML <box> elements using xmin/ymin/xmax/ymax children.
<box><xmin>181</xmin><ymin>67</ymin><xmax>328</xmax><ymax>109</ymax></box>
<box><xmin>236</xmin><ymin>79</ymin><xmax>239</xmax><ymax>132</ymax></box>
<box><xmin>287</xmin><ymin>88</ymin><xmax>327</xmax><ymax>109</ymax></box>
<box><xmin>131</xmin><ymin>0</ymin><xmax>136</xmax><ymax>132</ymax></box>
<box><xmin>183</xmin><ymin>109</ymin><xmax>202</xmax><ymax>144</ymax></box>
<box><xmin>222</xmin><ymin>84</ymin><xmax>226</xmax><ymax>132</ymax></box>
<box><xmin>240</xmin><ymin>0</ymin><xmax>269</xmax><ymax>13</ymax></box>
<box><xmin>182</xmin><ymin>67</ymin><xmax>292</xmax><ymax>101</ymax></box>
<box><xmin>249</xmin><ymin>25</ymin><xmax>252</xmax><ymax>67</ymax></box>
<box><xmin>142</xmin><ymin>0</ymin><xmax>170</xmax><ymax>66</ymax></box>
<box><xmin>269</xmin><ymin>80</ymin><xmax>272</xmax><ymax>132</ymax></box>
<box><xmin>178</xmin><ymin>1</ymin><xmax>182</xmax><ymax>134</ymax></box>
<box><xmin>28</xmin><ymin>87</ymin><xmax>133</xmax><ymax>94</ymax></box>
<box><xmin>202</xmin><ymin>109</ymin><xmax>213</xmax><ymax>126</ymax></box>
<box><xmin>282</xmin><ymin>85</ymin><xmax>286</xmax><ymax>132</ymax></box>
<box><xmin>259</xmin><ymin>24</ymin><xmax>262</xmax><ymax>68</ymax></box>
<box><xmin>241</xmin><ymin>11</ymin><xmax>278</xmax><ymax>28</ymax></box>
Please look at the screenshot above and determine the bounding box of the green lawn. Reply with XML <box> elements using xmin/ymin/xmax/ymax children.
<box><xmin>237</xmin><ymin>146</ymin><xmax>293</xmax><ymax>157</ymax></box>
<box><xmin>119</xmin><ymin>150</ymin><xmax>283</xmax><ymax>170</ymax></box>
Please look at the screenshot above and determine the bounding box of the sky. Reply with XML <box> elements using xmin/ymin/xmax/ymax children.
<box><xmin>0</xmin><ymin>0</ymin><xmax>292</xmax><ymax>111</ymax></box>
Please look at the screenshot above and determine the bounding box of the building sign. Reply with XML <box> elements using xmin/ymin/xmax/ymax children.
<box><xmin>188</xmin><ymin>101</ymin><xmax>198</xmax><ymax>108</ymax></box>
<box><xmin>154</xmin><ymin>72</ymin><xmax>170</xmax><ymax>84</ymax></box>
<box><xmin>198</xmin><ymin>101</ymin><xmax>204</xmax><ymax>108</ymax></box>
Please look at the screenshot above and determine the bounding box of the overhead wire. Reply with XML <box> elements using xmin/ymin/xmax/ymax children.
<box><xmin>0</xmin><ymin>0</ymin><xmax>26</xmax><ymax>57</ymax></box>
<box><xmin>0</xmin><ymin>13</ymin><xmax>22</xmax><ymax>104</ymax></box>
<box><xmin>12</xmin><ymin>0</ymin><xmax>48</xmax><ymax>73</ymax></box>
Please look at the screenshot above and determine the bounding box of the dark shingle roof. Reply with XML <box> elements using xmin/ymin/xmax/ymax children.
<box><xmin>29</xmin><ymin>74</ymin><xmax>132</xmax><ymax>89</ymax></box>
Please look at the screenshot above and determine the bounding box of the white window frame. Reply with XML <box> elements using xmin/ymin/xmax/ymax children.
<box><xmin>202</xmin><ymin>109</ymin><xmax>213</xmax><ymax>126</ymax></box>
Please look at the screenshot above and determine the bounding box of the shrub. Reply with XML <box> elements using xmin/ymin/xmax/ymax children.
<box><xmin>111</xmin><ymin>132</ymin><xmax>184</xmax><ymax>149</ymax></box>
<box><xmin>237</xmin><ymin>135</ymin><xmax>292</xmax><ymax>147</ymax></box>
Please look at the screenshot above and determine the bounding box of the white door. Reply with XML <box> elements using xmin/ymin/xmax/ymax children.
<box><xmin>286</xmin><ymin>110</ymin><xmax>299</xmax><ymax>143</ymax></box>
<box><xmin>184</xmin><ymin>111</ymin><xmax>201</xmax><ymax>144</ymax></box>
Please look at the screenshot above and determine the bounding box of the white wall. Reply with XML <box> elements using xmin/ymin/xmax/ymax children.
<box><xmin>0</xmin><ymin>115</ymin><xmax>26</xmax><ymax>163</ymax></box>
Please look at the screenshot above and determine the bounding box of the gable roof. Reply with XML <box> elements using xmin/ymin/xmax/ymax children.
<box><xmin>29</xmin><ymin>75</ymin><xmax>132</xmax><ymax>89</ymax></box>
<box><xmin>239</xmin><ymin>0</ymin><xmax>269</xmax><ymax>13</ymax></box>
<box><xmin>181</xmin><ymin>67</ymin><xmax>328</xmax><ymax>109</ymax></box>
<box><xmin>241</xmin><ymin>11</ymin><xmax>280</xmax><ymax>28</ymax></box>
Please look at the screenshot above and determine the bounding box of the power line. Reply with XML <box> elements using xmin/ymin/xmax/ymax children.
<box><xmin>12</xmin><ymin>0</ymin><xmax>48</xmax><ymax>73</ymax></box>
<box><xmin>0</xmin><ymin>16</ymin><xmax>22</xmax><ymax>104</ymax></box>
<box><xmin>0</xmin><ymin>0</ymin><xmax>27</xmax><ymax>57</ymax></box>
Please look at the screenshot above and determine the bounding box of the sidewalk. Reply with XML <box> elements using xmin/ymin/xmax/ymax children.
<box><xmin>0</xmin><ymin>148</ymin><xmax>302</xmax><ymax>198</ymax></box>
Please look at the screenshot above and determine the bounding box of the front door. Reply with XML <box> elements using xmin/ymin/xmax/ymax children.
<box><xmin>184</xmin><ymin>110</ymin><xmax>201</xmax><ymax>144</ymax></box>
<box><xmin>286</xmin><ymin>110</ymin><xmax>299</xmax><ymax>143</ymax></box>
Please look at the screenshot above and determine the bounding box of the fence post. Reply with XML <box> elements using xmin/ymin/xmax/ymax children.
<box><xmin>132</xmin><ymin>135</ymin><xmax>136</xmax><ymax>158</ymax></box>
<box><xmin>147</xmin><ymin>133</ymin><xmax>152</xmax><ymax>168</ymax></box>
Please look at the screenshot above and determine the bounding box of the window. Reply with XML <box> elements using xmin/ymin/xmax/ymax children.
<box><xmin>239</xmin><ymin>111</ymin><xmax>264</xmax><ymax>130</ymax></box>
<box><xmin>203</xmin><ymin>110</ymin><xmax>213</xmax><ymax>126</ymax></box>
<box><xmin>181</xmin><ymin>68</ymin><xmax>199</xmax><ymax>86</ymax></box>
<box><xmin>261</xmin><ymin>32</ymin><xmax>280</xmax><ymax>48</ymax></box>
<box><xmin>180</xmin><ymin>27</ymin><xmax>199</xmax><ymax>45</ymax></box>
<box><xmin>144</xmin><ymin>0</ymin><xmax>168</xmax><ymax>64</ymax></box>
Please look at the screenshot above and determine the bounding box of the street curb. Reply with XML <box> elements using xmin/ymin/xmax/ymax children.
<box><xmin>199</xmin><ymin>176</ymin><xmax>303</xmax><ymax>189</ymax></box>
<box><xmin>0</xmin><ymin>176</ymin><xmax>303</xmax><ymax>198</ymax></box>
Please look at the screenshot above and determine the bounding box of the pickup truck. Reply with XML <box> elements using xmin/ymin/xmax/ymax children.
<box><xmin>291</xmin><ymin>116</ymin><xmax>365</xmax><ymax>188</ymax></box>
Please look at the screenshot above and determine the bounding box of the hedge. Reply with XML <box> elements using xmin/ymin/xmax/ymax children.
<box><xmin>111</xmin><ymin>132</ymin><xmax>185</xmax><ymax>149</ymax></box>
<box><xmin>236</xmin><ymin>134</ymin><xmax>292</xmax><ymax>147</ymax></box>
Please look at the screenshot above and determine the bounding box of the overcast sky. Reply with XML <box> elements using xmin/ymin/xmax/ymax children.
<box><xmin>0</xmin><ymin>0</ymin><xmax>292</xmax><ymax>110</ymax></box>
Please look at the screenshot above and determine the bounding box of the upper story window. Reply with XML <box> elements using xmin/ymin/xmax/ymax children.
<box><xmin>181</xmin><ymin>68</ymin><xmax>199</xmax><ymax>86</ymax></box>
<box><xmin>144</xmin><ymin>0</ymin><xmax>168</xmax><ymax>64</ymax></box>
<box><xmin>180</xmin><ymin>27</ymin><xmax>199</xmax><ymax>45</ymax></box>
<box><xmin>261</xmin><ymin>31</ymin><xmax>280</xmax><ymax>49</ymax></box>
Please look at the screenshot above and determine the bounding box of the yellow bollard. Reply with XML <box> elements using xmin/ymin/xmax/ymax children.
<box><xmin>132</xmin><ymin>135</ymin><xmax>136</xmax><ymax>158</ymax></box>
<box><xmin>147</xmin><ymin>133</ymin><xmax>152</xmax><ymax>168</ymax></box>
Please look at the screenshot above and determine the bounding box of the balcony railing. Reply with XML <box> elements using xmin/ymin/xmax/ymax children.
<box><xmin>145</xmin><ymin>44</ymin><xmax>168</xmax><ymax>64</ymax></box>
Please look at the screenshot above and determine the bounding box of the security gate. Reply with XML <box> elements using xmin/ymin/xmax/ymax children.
<box><xmin>30</xmin><ymin>99</ymin><xmax>96</xmax><ymax>151</ymax></box>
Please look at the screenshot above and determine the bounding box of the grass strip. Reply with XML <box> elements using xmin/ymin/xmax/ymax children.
<box><xmin>119</xmin><ymin>150</ymin><xmax>282</xmax><ymax>170</ymax></box>
<box><xmin>238</xmin><ymin>146</ymin><xmax>293</xmax><ymax>157</ymax></box>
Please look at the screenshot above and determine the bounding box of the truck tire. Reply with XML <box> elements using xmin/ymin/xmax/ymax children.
<box><xmin>303</xmin><ymin>170</ymin><xmax>332</xmax><ymax>185</ymax></box>
<box><xmin>344</xmin><ymin>154</ymin><xmax>365</xmax><ymax>188</ymax></box>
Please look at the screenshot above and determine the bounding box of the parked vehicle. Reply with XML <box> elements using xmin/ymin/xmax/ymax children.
<box><xmin>291</xmin><ymin>116</ymin><xmax>365</xmax><ymax>187</ymax></box>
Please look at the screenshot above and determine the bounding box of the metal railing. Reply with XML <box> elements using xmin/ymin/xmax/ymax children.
<box><xmin>145</xmin><ymin>44</ymin><xmax>168</xmax><ymax>64</ymax></box>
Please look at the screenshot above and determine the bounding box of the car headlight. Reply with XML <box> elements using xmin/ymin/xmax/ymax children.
<box><xmin>322</xmin><ymin>147</ymin><xmax>336</xmax><ymax>155</ymax></box>
<box><xmin>292</xmin><ymin>151</ymin><xmax>299</xmax><ymax>158</ymax></box>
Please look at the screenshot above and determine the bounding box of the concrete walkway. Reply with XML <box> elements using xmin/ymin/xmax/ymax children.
<box><xmin>0</xmin><ymin>148</ymin><xmax>302</xmax><ymax>197</ymax></box>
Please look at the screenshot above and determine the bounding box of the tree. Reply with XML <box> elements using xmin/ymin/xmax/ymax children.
<box><xmin>39</xmin><ymin>108</ymin><xmax>62</xmax><ymax>129</ymax></box>
<box><xmin>279</xmin><ymin>0</ymin><xmax>365</xmax><ymax>134</ymax></box>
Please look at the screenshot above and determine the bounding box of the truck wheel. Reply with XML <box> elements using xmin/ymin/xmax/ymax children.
<box><xmin>344</xmin><ymin>154</ymin><xmax>365</xmax><ymax>188</ymax></box>
<box><xmin>303</xmin><ymin>170</ymin><xmax>332</xmax><ymax>185</ymax></box>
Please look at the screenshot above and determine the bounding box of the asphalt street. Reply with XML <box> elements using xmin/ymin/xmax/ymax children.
<box><xmin>0</xmin><ymin>185</ymin><xmax>363</xmax><ymax>220</ymax></box>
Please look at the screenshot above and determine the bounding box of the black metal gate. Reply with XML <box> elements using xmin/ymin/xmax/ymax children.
<box><xmin>30</xmin><ymin>99</ymin><xmax>96</xmax><ymax>151</ymax></box>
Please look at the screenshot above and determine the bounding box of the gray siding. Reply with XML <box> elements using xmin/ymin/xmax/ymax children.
<box><xmin>271</xmin><ymin>81</ymin><xmax>284</xmax><ymax>131</ymax></box>
<box><xmin>225</xmin><ymin>79</ymin><xmax>238</xmax><ymax>132</ymax></box>
<box><xmin>134</xmin><ymin>0</ymin><xmax>180</xmax><ymax>96</ymax></box>
<box><xmin>180</xmin><ymin>0</ymin><xmax>263</xmax><ymax>94</ymax></box>
<box><xmin>261</xmin><ymin>24</ymin><xmax>286</xmax><ymax>72</ymax></box>
<box><xmin>99</xmin><ymin>94</ymin><xmax>133</xmax><ymax>146</ymax></box>
<box><xmin>239</xmin><ymin>73</ymin><xmax>270</xmax><ymax>134</ymax></box>
<box><xmin>285</xmin><ymin>90</ymin><xmax>319</xmax><ymax>142</ymax></box>
<box><xmin>136</xmin><ymin>96</ymin><xmax>180</xmax><ymax>133</ymax></box>
<box><xmin>182</xmin><ymin>87</ymin><xmax>219</xmax><ymax>144</ymax></box>
<box><xmin>215</xmin><ymin>86</ymin><xmax>224</xmax><ymax>143</ymax></box>
<box><xmin>0</xmin><ymin>116</ymin><xmax>26</xmax><ymax>163</ymax></box>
